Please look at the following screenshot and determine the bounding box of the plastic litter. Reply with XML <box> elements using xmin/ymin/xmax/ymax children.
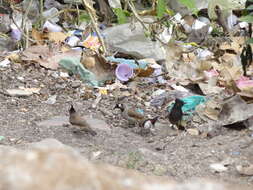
<box><xmin>43</xmin><ymin>21</ymin><xmax>62</xmax><ymax>32</ymax></box>
<box><xmin>115</xmin><ymin>63</ymin><xmax>134</xmax><ymax>82</ymax></box>
<box><xmin>59</xmin><ymin>57</ymin><xmax>99</xmax><ymax>87</ymax></box>
<box><xmin>11</xmin><ymin>29</ymin><xmax>21</xmax><ymax>41</ymax></box>
<box><xmin>107</xmin><ymin>57</ymin><xmax>148</xmax><ymax>69</ymax></box>
<box><xmin>168</xmin><ymin>95</ymin><xmax>207</xmax><ymax>115</ymax></box>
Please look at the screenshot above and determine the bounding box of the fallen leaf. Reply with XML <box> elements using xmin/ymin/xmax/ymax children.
<box><xmin>31</xmin><ymin>28</ymin><xmax>45</xmax><ymax>45</ymax></box>
<box><xmin>21</xmin><ymin>45</ymin><xmax>82</xmax><ymax>70</ymax></box>
<box><xmin>135</xmin><ymin>67</ymin><xmax>155</xmax><ymax>77</ymax></box>
<box><xmin>46</xmin><ymin>32</ymin><xmax>67</xmax><ymax>43</ymax></box>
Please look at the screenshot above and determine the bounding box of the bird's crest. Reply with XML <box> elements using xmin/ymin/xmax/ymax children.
<box><xmin>114</xmin><ymin>103</ymin><xmax>124</xmax><ymax>112</ymax></box>
<box><xmin>69</xmin><ymin>104</ymin><xmax>76</xmax><ymax>114</ymax></box>
<box><xmin>150</xmin><ymin>116</ymin><xmax>159</xmax><ymax>125</ymax></box>
<box><xmin>175</xmin><ymin>98</ymin><xmax>185</xmax><ymax>106</ymax></box>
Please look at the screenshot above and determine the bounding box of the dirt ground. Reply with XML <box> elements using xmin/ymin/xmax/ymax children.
<box><xmin>0</xmin><ymin>62</ymin><xmax>253</xmax><ymax>186</ymax></box>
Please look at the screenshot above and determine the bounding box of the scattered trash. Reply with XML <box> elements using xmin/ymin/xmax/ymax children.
<box><xmin>43</xmin><ymin>20</ymin><xmax>62</xmax><ymax>32</ymax></box>
<box><xmin>210</xmin><ymin>163</ymin><xmax>228</xmax><ymax>173</ymax></box>
<box><xmin>59</xmin><ymin>57</ymin><xmax>99</xmax><ymax>86</ymax></box>
<box><xmin>168</xmin><ymin>95</ymin><xmax>207</xmax><ymax>115</ymax></box>
<box><xmin>115</xmin><ymin>63</ymin><xmax>134</xmax><ymax>82</ymax></box>
<box><xmin>1</xmin><ymin>0</ymin><xmax>253</xmax><ymax>185</ymax></box>
<box><xmin>0</xmin><ymin>59</ymin><xmax>11</xmax><ymax>67</ymax></box>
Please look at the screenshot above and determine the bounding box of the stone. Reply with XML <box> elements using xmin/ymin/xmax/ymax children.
<box><xmin>71</xmin><ymin>80</ymin><xmax>82</xmax><ymax>88</ymax></box>
<box><xmin>44</xmin><ymin>95</ymin><xmax>57</xmax><ymax>105</ymax></box>
<box><xmin>0</xmin><ymin>138</ymin><xmax>251</xmax><ymax>190</ymax></box>
<box><xmin>237</xmin><ymin>165</ymin><xmax>253</xmax><ymax>176</ymax></box>
<box><xmin>187</xmin><ymin>128</ymin><xmax>200</xmax><ymax>136</ymax></box>
<box><xmin>103</xmin><ymin>20</ymin><xmax>166</xmax><ymax>61</ymax></box>
<box><xmin>6</xmin><ymin>89</ymin><xmax>33</xmax><ymax>97</ymax></box>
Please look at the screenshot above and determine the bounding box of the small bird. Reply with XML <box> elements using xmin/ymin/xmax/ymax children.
<box><xmin>167</xmin><ymin>98</ymin><xmax>185</xmax><ymax>130</ymax></box>
<box><xmin>114</xmin><ymin>103</ymin><xmax>145</xmax><ymax>127</ymax></box>
<box><xmin>69</xmin><ymin>105</ymin><xmax>97</xmax><ymax>136</ymax></box>
<box><xmin>139</xmin><ymin>116</ymin><xmax>159</xmax><ymax>135</ymax></box>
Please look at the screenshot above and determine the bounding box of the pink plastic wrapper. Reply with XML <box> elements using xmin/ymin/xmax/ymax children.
<box><xmin>203</xmin><ymin>69</ymin><xmax>219</xmax><ymax>79</ymax></box>
<box><xmin>236</xmin><ymin>76</ymin><xmax>253</xmax><ymax>90</ymax></box>
<box><xmin>82</xmin><ymin>34</ymin><xmax>100</xmax><ymax>50</ymax></box>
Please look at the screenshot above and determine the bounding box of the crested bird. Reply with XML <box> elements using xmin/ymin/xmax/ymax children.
<box><xmin>167</xmin><ymin>98</ymin><xmax>185</xmax><ymax>130</ymax></box>
<box><xmin>69</xmin><ymin>105</ymin><xmax>97</xmax><ymax>136</ymax></box>
<box><xmin>114</xmin><ymin>103</ymin><xmax>145</xmax><ymax>127</ymax></box>
<box><xmin>139</xmin><ymin>116</ymin><xmax>159</xmax><ymax>135</ymax></box>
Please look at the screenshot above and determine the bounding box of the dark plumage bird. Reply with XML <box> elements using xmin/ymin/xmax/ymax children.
<box><xmin>69</xmin><ymin>105</ymin><xmax>97</xmax><ymax>136</ymax></box>
<box><xmin>167</xmin><ymin>98</ymin><xmax>185</xmax><ymax>130</ymax></box>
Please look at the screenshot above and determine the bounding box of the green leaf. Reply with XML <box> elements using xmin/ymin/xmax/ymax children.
<box><xmin>247</xmin><ymin>38</ymin><xmax>253</xmax><ymax>44</ymax></box>
<box><xmin>178</xmin><ymin>0</ymin><xmax>197</xmax><ymax>15</ymax></box>
<box><xmin>113</xmin><ymin>8</ymin><xmax>127</xmax><ymax>24</ymax></box>
<box><xmin>157</xmin><ymin>0</ymin><xmax>166</xmax><ymax>18</ymax></box>
<box><xmin>246</xmin><ymin>5</ymin><xmax>253</xmax><ymax>10</ymax></box>
<box><xmin>239</xmin><ymin>15</ymin><xmax>253</xmax><ymax>23</ymax></box>
<box><xmin>79</xmin><ymin>13</ymin><xmax>91</xmax><ymax>22</ymax></box>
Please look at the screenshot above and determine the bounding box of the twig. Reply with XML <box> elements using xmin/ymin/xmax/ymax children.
<box><xmin>127</xmin><ymin>0</ymin><xmax>167</xmax><ymax>45</ymax></box>
<box><xmin>21</xmin><ymin>0</ymin><xmax>33</xmax><ymax>30</ymax></box>
<box><xmin>25</xmin><ymin>25</ymin><xmax>29</xmax><ymax>49</ymax></box>
<box><xmin>76</xmin><ymin>4</ymin><xmax>80</xmax><ymax>26</ymax></box>
<box><xmin>10</xmin><ymin>5</ymin><xmax>35</xmax><ymax>43</ymax></box>
<box><xmin>81</xmin><ymin>0</ymin><xmax>107</xmax><ymax>55</ymax></box>
<box><xmin>10</xmin><ymin>12</ymin><xmax>35</xmax><ymax>43</ymax></box>
<box><xmin>34</xmin><ymin>9</ymin><xmax>87</xmax><ymax>27</ymax></box>
<box><xmin>40</xmin><ymin>0</ymin><xmax>44</xmax><ymax>27</ymax></box>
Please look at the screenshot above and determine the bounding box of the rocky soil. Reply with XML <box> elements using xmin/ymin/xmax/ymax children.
<box><xmin>0</xmin><ymin>62</ymin><xmax>253</xmax><ymax>186</ymax></box>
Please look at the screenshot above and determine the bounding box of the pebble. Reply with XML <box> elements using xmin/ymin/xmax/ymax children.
<box><xmin>6</xmin><ymin>89</ymin><xmax>33</xmax><ymax>97</ymax></box>
<box><xmin>71</xmin><ymin>81</ymin><xmax>82</xmax><ymax>88</ymax></box>
<box><xmin>236</xmin><ymin>165</ymin><xmax>253</xmax><ymax>176</ymax></box>
<box><xmin>187</xmin><ymin>128</ymin><xmax>200</xmax><ymax>136</ymax></box>
<box><xmin>44</xmin><ymin>95</ymin><xmax>57</xmax><ymax>105</ymax></box>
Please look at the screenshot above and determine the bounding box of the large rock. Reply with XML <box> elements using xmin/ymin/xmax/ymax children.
<box><xmin>103</xmin><ymin>21</ymin><xmax>166</xmax><ymax>61</ymax></box>
<box><xmin>0</xmin><ymin>138</ymin><xmax>251</xmax><ymax>190</ymax></box>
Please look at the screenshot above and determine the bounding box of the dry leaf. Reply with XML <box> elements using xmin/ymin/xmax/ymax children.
<box><xmin>46</xmin><ymin>32</ymin><xmax>67</xmax><ymax>43</ymax></box>
<box><xmin>135</xmin><ymin>67</ymin><xmax>155</xmax><ymax>77</ymax></box>
<box><xmin>81</xmin><ymin>56</ymin><xmax>96</xmax><ymax>70</ymax></box>
<box><xmin>31</xmin><ymin>28</ymin><xmax>45</xmax><ymax>45</ymax></box>
<box><xmin>21</xmin><ymin>45</ymin><xmax>81</xmax><ymax>70</ymax></box>
<box><xmin>203</xmin><ymin>100</ymin><xmax>222</xmax><ymax>120</ymax></box>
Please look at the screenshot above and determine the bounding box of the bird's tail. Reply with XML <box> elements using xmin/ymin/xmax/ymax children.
<box><xmin>85</xmin><ymin>128</ymin><xmax>97</xmax><ymax>136</ymax></box>
<box><xmin>89</xmin><ymin>130</ymin><xmax>97</xmax><ymax>136</ymax></box>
